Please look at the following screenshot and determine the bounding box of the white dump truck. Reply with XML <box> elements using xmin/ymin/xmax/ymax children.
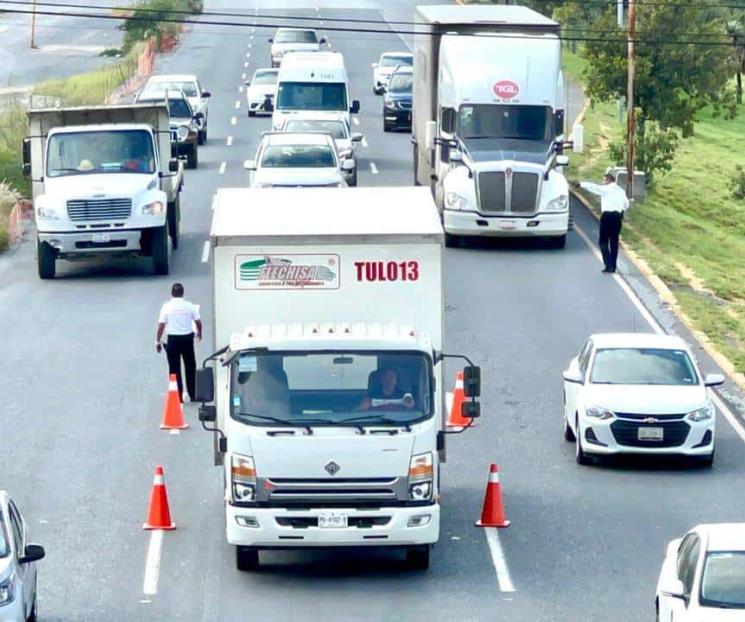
<box><xmin>23</xmin><ymin>104</ymin><xmax>184</xmax><ymax>278</ymax></box>
<box><xmin>412</xmin><ymin>5</ymin><xmax>572</xmax><ymax>247</ymax></box>
<box><xmin>195</xmin><ymin>187</ymin><xmax>481</xmax><ymax>571</ymax></box>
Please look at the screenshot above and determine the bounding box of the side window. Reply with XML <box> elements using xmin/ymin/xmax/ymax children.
<box><xmin>8</xmin><ymin>502</ymin><xmax>23</xmax><ymax>556</ymax></box>
<box><xmin>677</xmin><ymin>534</ymin><xmax>694</xmax><ymax>577</ymax></box>
<box><xmin>578</xmin><ymin>340</ymin><xmax>593</xmax><ymax>376</ymax></box>
<box><xmin>680</xmin><ymin>536</ymin><xmax>700</xmax><ymax>596</ymax></box>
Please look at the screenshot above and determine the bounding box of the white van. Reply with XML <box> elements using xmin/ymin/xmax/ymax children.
<box><xmin>272</xmin><ymin>52</ymin><xmax>360</xmax><ymax>130</ymax></box>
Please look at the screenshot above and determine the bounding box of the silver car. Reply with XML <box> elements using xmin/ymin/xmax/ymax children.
<box><xmin>141</xmin><ymin>74</ymin><xmax>211</xmax><ymax>144</ymax></box>
<box><xmin>0</xmin><ymin>492</ymin><xmax>45</xmax><ymax>622</ymax></box>
<box><xmin>269</xmin><ymin>28</ymin><xmax>326</xmax><ymax>68</ymax></box>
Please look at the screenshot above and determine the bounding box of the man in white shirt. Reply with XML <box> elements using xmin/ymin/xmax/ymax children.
<box><xmin>156</xmin><ymin>283</ymin><xmax>202</xmax><ymax>402</ymax></box>
<box><xmin>572</xmin><ymin>170</ymin><xmax>630</xmax><ymax>273</ymax></box>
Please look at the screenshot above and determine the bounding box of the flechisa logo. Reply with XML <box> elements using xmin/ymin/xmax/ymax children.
<box><xmin>239</xmin><ymin>256</ymin><xmax>336</xmax><ymax>284</ymax></box>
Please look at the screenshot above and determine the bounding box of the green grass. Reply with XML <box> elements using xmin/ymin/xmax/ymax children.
<box><xmin>563</xmin><ymin>48</ymin><xmax>745</xmax><ymax>374</ymax></box>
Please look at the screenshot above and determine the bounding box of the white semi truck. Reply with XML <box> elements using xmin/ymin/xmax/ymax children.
<box><xmin>24</xmin><ymin>104</ymin><xmax>184</xmax><ymax>278</ymax></box>
<box><xmin>195</xmin><ymin>187</ymin><xmax>481</xmax><ymax>571</ymax></box>
<box><xmin>412</xmin><ymin>4</ymin><xmax>571</xmax><ymax>247</ymax></box>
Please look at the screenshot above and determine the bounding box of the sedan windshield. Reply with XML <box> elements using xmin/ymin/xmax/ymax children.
<box><xmin>284</xmin><ymin>120</ymin><xmax>347</xmax><ymax>140</ymax></box>
<box><xmin>700</xmin><ymin>552</ymin><xmax>745</xmax><ymax>609</ymax></box>
<box><xmin>231</xmin><ymin>351</ymin><xmax>433</xmax><ymax>427</ymax></box>
<box><xmin>277</xmin><ymin>82</ymin><xmax>347</xmax><ymax>112</ymax></box>
<box><xmin>590</xmin><ymin>348</ymin><xmax>698</xmax><ymax>385</ymax></box>
<box><xmin>388</xmin><ymin>73</ymin><xmax>412</xmax><ymax>93</ymax></box>
<box><xmin>276</xmin><ymin>30</ymin><xmax>317</xmax><ymax>43</ymax></box>
<box><xmin>261</xmin><ymin>144</ymin><xmax>336</xmax><ymax>168</ymax></box>
<box><xmin>46</xmin><ymin>130</ymin><xmax>156</xmax><ymax>177</ymax></box>
<box><xmin>252</xmin><ymin>71</ymin><xmax>278</xmax><ymax>85</ymax></box>
<box><xmin>457</xmin><ymin>104</ymin><xmax>552</xmax><ymax>141</ymax></box>
<box><xmin>381</xmin><ymin>54</ymin><xmax>412</xmax><ymax>67</ymax></box>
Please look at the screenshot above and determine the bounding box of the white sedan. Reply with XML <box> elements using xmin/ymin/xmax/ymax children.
<box><xmin>656</xmin><ymin>523</ymin><xmax>745</xmax><ymax>620</ymax></box>
<box><xmin>371</xmin><ymin>51</ymin><xmax>413</xmax><ymax>95</ymax></box>
<box><xmin>562</xmin><ymin>333</ymin><xmax>723</xmax><ymax>466</ymax></box>
<box><xmin>244</xmin><ymin>132</ymin><xmax>354</xmax><ymax>188</ymax></box>
<box><xmin>245</xmin><ymin>68</ymin><xmax>278</xmax><ymax>117</ymax></box>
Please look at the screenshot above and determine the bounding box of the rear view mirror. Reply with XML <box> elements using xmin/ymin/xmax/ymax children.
<box><xmin>194</xmin><ymin>112</ymin><xmax>204</xmax><ymax>120</ymax></box>
<box><xmin>704</xmin><ymin>373</ymin><xmax>725</xmax><ymax>387</ymax></box>
<box><xmin>195</xmin><ymin>368</ymin><xmax>215</xmax><ymax>403</ymax></box>
<box><xmin>462</xmin><ymin>401</ymin><xmax>481</xmax><ymax>419</ymax></box>
<box><xmin>351</xmin><ymin>132</ymin><xmax>363</xmax><ymax>142</ymax></box>
<box><xmin>341</xmin><ymin>159</ymin><xmax>355</xmax><ymax>172</ymax></box>
<box><xmin>199</xmin><ymin>405</ymin><xmax>217</xmax><ymax>423</ymax></box>
<box><xmin>660</xmin><ymin>578</ymin><xmax>686</xmax><ymax>599</ymax></box>
<box><xmin>319</xmin><ymin>37</ymin><xmax>327</xmax><ymax>45</ymax></box>
<box><xmin>555</xmin><ymin>154</ymin><xmax>569</xmax><ymax>167</ymax></box>
<box><xmin>350</xmin><ymin>100</ymin><xmax>361</xmax><ymax>114</ymax></box>
<box><xmin>202</xmin><ymin>91</ymin><xmax>211</xmax><ymax>98</ymax></box>
<box><xmin>168</xmin><ymin>159</ymin><xmax>179</xmax><ymax>173</ymax></box>
<box><xmin>371</xmin><ymin>62</ymin><xmax>378</xmax><ymax>68</ymax></box>
<box><xmin>450</xmin><ymin>150</ymin><xmax>463</xmax><ymax>163</ymax></box>
<box><xmin>463</xmin><ymin>366</ymin><xmax>481</xmax><ymax>398</ymax></box>
<box><xmin>268</xmin><ymin>37</ymin><xmax>274</xmax><ymax>43</ymax></box>
<box><xmin>562</xmin><ymin>369</ymin><xmax>584</xmax><ymax>384</ymax></box>
<box><xmin>243</xmin><ymin>159</ymin><xmax>256</xmax><ymax>171</ymax></box>
<box><xmin>441</xmin><ymin>107</ymin><xmax>456</xmax><ymax>135</ymax></box>
<box><xmin>19</xmin><ymin>544</ymin><xmax>45</xmax><ymax>564</ymax></box>
<box><xmin>22</xmin><ymin>137</ymin><xmax>31</xmax><ymax>178</ymax></box>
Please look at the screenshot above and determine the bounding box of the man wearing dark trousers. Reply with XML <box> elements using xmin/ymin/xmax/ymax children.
<box><xmin>571</xmin><ymin>170</ymin><xmax>629</xmax><ymax>273</ymax></box>
<box><xmin>156</xmin><ymin>283</ymin><xmax>202</xmax><ymax>402</ymax></box>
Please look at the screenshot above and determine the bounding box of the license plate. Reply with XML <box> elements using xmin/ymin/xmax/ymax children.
<box><xmin>92</xmin><ymin>232</ymin><xmax>110</xmax><ymax>243</ymax></box>
<box><xmin>499</xmin><ymin>220</ymin><xmax>516</xmax><ymax>230</ymax></box>
<box><xmin>638</xmin><ymin>427</ymin><xmax>664</xmax><ymax>441</ymax></box>
<box><xmin>318</xmin><ymin>512</ymin><xmax>348</xmax><ymax>529</ymax></box>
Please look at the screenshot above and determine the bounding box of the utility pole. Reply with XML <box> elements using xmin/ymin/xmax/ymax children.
<box><xmin>616</xmin><ymin>0</ymin><xmax>625</xmax><ymax>123</ymax></box>
<box><xmin>30</xmin><ymin>0</ymin><xmax>38</xmax><ymax>49</ymax></box>
<box><xmin>626</xmin><ymin>0</ymin><xmax>636</xmax><ymax>200</ymax></box>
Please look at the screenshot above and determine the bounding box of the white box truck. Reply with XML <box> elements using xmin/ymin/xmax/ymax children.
<box><xmin>23</xmin><ymin>104</ymin><xmax>184</xmax><ymax>278</ymax></box>
<box><xmin>195</xmin><ymin>187</ymin><xmax>481</xmax><ymax>571</ymax></box>
<box><xmin>412</xmin><ymin>5</ymin><xmax>571</xmax><ymax>247</ymax></box>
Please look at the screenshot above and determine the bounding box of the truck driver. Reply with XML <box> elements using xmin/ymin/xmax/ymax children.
<box><xmin>357</xmin><ymin>367</ymin><xmax>415</xmax><ymax>411</ymax></box>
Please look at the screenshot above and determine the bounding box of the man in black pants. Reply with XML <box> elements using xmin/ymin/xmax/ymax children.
<box><xmin>156</xmin><ymin>283</ymin><xmax>202</xmax><ymax>402</ymax></box>
<box><xmin>572</xmin><ymin>171</ymin><xmax>629</xmax><ymax>273</ymax></box>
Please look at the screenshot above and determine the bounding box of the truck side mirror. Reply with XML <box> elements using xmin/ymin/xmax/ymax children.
<box><xmin>268</xmin><ymin>37</ymin><xmax>274</xmax><ymax>43</ymax></box>
<box><xmin>463</xmin><ymin>366</ymin><xmax>481</xmax><ymax>398</ymax></box>
<box><xmin>462</xmin><ymin>401</ymin><xmax>481</xmax><ymax>419</ymax></box>
<box><xmin>168</xmin><ymin>159</ymin><xmax>179</xmax><ymax>173</ymax></box>
<box><xmin>22</xmin><ymin>138</ymin><xmax>31</xmax><ymax>178</ymax></box>
<box><xmin>199</xmin><ymin>405</ymin><xmax>217</xmax><ymax>423</ymax></box>
<box><xmin>441</xmin><ymin>107</ymin><xmax>456</xmax><ymax>135</ymax></box>
<box><xmin>350</xmin><ymin>100</ymin><xmax>360</xmax><ymax>114</ymax></box>
<box><xmin>19</xmin><ymin>544</ymin><xmax>45</xmax><ymax>565</ymax></box>
<box><xmin>555</xmin><ymin>154</ymin><xmax>569</xmax><ymax>167</ymax></box>
<box><xmin>450</xmin><ymin>150</ymin><xmax>463</xmax><ymax>163</ymax></box>
<box><xmin>554</xmin><ymin>109</ymin><xmax>565</xmax><ymax>138</ymax></box>
<box><xmin>194</xmin><ymin>112</ymin><xmax>205</xmax><ymax>121</ymax></box>
<box><xmin>195</xmin><ymin>368</ymin><xmax>214</xmax><ymax>403</ymax></box>
<box><xmin>319</xmin><ymin>37</ymin><xmax>327</xmax><ymax>45</ymax></box>
<box><xmin>425</xmin><ymin>120</ymin><xmax>437</xmax><ymax>151</ymax></box>
<box><xmin>263</xmin><ymin>96</ymin><xmax>274</xmax><ymax>112</ymax></box>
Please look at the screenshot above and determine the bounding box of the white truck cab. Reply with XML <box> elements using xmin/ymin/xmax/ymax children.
<box><xmin>195</xmin><ymin>187</ymin><xmax>481</xmax><ymax>571</ymax></box>
<box><xmin>272</xmin><ymin>52</ymin><xmax>360</xmax><ymax>130</ymax></box>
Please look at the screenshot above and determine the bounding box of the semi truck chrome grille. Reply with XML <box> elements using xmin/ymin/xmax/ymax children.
<box><xmin>511</xmin><ymin>172</ymin><xmax>540</xmax><ymax>213</ymax></box>
<box><xmin>477</xmin><ymin>171</ymin><xmax>506</xmax><ymax>212</ymax></box>
<box><xmin>261</xmin><ymin>477</ymin><xmax>402</xmax><ymax>504</ymax></box>
<box><xmin>67</xmin><ymin>198</ymin><xmax>132</xmax><ymax>222</ymax></box>
<box><xmin>477</xmin><ymin>170</ymin><xmax>540</xmax><ymax>215</ymax></box>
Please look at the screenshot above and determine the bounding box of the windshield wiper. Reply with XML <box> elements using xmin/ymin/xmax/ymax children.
<box><xmin>334</xmin><ymin>414</ymin><xmax>413</xmax><ymax>433</ymax></box>
<box><xmin>235</xmin><ymin>411</ymin><xmax>320</xmax><ymax>435</ymax></box>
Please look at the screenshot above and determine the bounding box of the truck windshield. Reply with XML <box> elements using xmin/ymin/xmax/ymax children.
<box><xmin>276</xmin><ymin>30</ymin><xmax>318</xmax><ymax>44</ymax></box>
<box><xmin>46</xmin><ymin>130</ymin><xmax>156</xmax><ymax>177</ymax></box>
<box><xmin>457</xmin><ymin>104</ymin><xmax>552</xmax><ymax>141</ymax></box>
<box><xmin>277</xmin><ymin>82</ymin><xmax>347</xmax><ymax>112</ymax></box>
<box><xmin>231</xmin><ymin>351</ymin><xmax>433</xmax><ymax>427</ymax></box>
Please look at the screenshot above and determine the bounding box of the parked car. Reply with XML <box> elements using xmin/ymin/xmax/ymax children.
<box><xmin>656</xmin><ymin>523</ymin><xmax>745</xmax><ymax>621</ymax></box>
<box><xmin>562</xmin><ymin>333</ymin><xmax>724</xmax><ymax>466</ymax></box>
<box><xmin>244</xmin><ymin>132</ymin><xmax>353</xmax><ymax>188</ymax></box>
<box><xmin>136</xmin><ymin>90</ymin><xmax>201</xmax><ymax>169</ymax></box>
<box><xmin>141</xmin><ymin>74</ymin><xmax>211</xmax><ymax>144</ymax></box>
<box><xmin>371</xmin><ymin>51</ymin><xmax>413</xmax><ymax>94</ymax></box>
<box><xmin>280</xmin><ymin>113</ymin><xmax>363</xmax><ymax>186</ymax></box>
<box><xmin>269</xmin><ymin>28</ymin><xmax>326</xmax><ymax>68</ymax></box>
<box><xmin>0</xmin><ymin>492</ymin><xmax>45</xmax><ymax>622</ymax></box>
<box><xmin>382</xmin><ymin>65</ymin><xmax>413</xmax><ymax>132</ymax></box>
<box><xmin>246</xmin><ymin>68</ymin><xmax>279</xmax><ymax>117</ymax></box>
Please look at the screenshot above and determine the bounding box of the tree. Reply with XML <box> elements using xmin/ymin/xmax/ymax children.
<box><xmin>725</xmin><ymin>19</ymin><xmax>745</xmax><ymax>104</ymax></box>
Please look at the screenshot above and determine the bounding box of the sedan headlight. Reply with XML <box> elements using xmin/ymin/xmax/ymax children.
<box><xmin>445</xmin><ymin>191</ymin><xmax>468</xmax><ymax>211</ymax></box>
<box><xmin>545</xmin><ymin>195</ymin><xmax>568</xmax><ymax>211</ymax></box>
<box><xmin>408</xmin><ymin>452</ymin><xmax>433</xmax><ymax>501</ymax></box>
<box><xmin>37</xmin><ymin>204</ymin><xmax>60</xmax><ymax>220</ymax></box>
<box><xmin>176</xmin><ymin>125</ymin><xmax>190</xmax><ymax>142</ymax></box>
<box><xmin>687</xmin><ymin>405</ymin><xmax>714</xmax><ymax>422</ymax></box>
<box><xmin>231</xmin><ymin>454</ymin><xmax>257</xmax><ymax>503</ymax></box>
<box><xmin>0</xmin><ymin>573</ymin><xmax>16</xmax><ymax>606</ymax></box>
<box><xmin>585</xmin><ymin>406</ymin><xmax>615</xmax><ymax>420</ymax></box>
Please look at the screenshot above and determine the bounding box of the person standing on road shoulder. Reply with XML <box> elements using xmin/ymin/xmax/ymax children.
<box><xmin>156</xmin><ymin>283</ymin><xmax>202</xmax><ymax>403</ymax></box>
<box><xmin>571</xmin><ymin>170</ymin><xmax>629</xmax><ymax>273</ymax></box>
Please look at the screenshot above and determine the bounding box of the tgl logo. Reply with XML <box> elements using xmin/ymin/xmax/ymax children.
<box><xmin>493</xmin><ymin>80</ymin><xmax>520</xmax><ymax>99</ymax></box>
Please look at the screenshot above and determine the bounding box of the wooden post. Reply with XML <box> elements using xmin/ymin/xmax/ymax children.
<box><xmin>30</xmin><ymin>0</ymin><xmax>38</xmax><ymax>49</ymax></box>
<box><xmin>626</xmin><ymin>0</ymin><xmax>636</xmax><ymax>200</ymax></box>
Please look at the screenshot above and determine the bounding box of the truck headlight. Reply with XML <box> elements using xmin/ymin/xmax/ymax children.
<box><xmin>445</xmin><ymin>192</ymin><xmax>468</xmax><ymax>211</ymax></box>
<box><xmin>37</xmin><ymin>204</ymin><xmax>60</xmax><ymax>220</ymax></box>
<box><xmin>0</xmin><ymin>574</ymin><xmax>16</xmax><ymax>606</ymax></box>
<box><xmin>176</xmin><ymin>125</ymin><xmax>190</xmax><ymax>142</ymax></box>
<box><xmin>231</xmin><ymin>454</ymin><xmax>257</xmax><ymax>503</ymax></box>
<box><xmin>687</xmin><ymin>405</ymin><xmax>714</xmax><ymax>422</ymax></box>
<box><xmin>545</xmin><ymin>195</ymin><xmax>568</xmax><ymax>211</ymax></box>
<box><xmin>142</xmin><ymin>201</ymin><xmax>164</xmax><ymax>215</ymax></box>
<box><xmin>585</xmin><ymin>406</ymin><xmax>615</xmax><ymax>420</ymax></box>
<box><xmin>408</xmin><ymin>452</ymin><xmax>433</xmax><ymax>501</ymax></box>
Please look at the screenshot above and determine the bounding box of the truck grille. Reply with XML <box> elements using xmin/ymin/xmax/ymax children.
<box><xmin>610</xmin><ymin>419</ymin><xmax>691</xmax><ymax>448</ymax></box>
<box><xmin>478</xmin><ymin>171</ymin><xmax>506</xmax><ymax>212</ymax></box>
<box><xmin>67</xmin><ymin>198</ymin><xmax>132</xmax><ymax>222</ymax></box>
<box><xmin>511</xmin><ymin>172</ymin><xmax>540</xmax><ymax>213</ymax></box>
<box><xmin>477</xmin><ymin>170</ymin><xmax>540</xmax><ymax>214</ymax></box>
<box><xmin>259</xmin><ymin>477</ymin><xmax>403</xmax><ymax>506</ymax></box>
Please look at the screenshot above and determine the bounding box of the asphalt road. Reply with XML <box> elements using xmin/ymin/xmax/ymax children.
<box><xmin>1</xmin><ymin>0</ymin><xmax>744</xmax><ymax>620</ymax></box>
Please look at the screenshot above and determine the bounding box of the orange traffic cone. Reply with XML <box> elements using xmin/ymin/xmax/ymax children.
<box><xmin>475</xmin><ymin>464</ymin><xmax>510</xmax><ymax>528</ymax></box>
<box><xmin>447</xmin><ymin>371</ymin><xmax>473</xmax><ymax>428</ymax></box>
<box><xmin>143</xmin><ymin>465</ymin><xmax>176</xmax><ymax>530</ymax></box>
<box><xmin>160</xmin><ymin>374</ymin><xmax>188</xmax><ymax>430</ymax></box>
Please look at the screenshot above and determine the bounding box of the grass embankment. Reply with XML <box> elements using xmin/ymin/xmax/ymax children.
<box><xmin>563</xmin><ymin>49</ymin><xmax>745</xmax><ymax>374</ymax></box>
<box><xmin>0</xmin><ymin>102</ymin><xmax>31</xmax><ymax>251</ymax></box>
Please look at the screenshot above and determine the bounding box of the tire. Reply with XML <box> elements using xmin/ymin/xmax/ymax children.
<box><xmin>197</xmin><ymin>129</ymin><xmax>205</xmax><ymax>146</ymax></box>
<box><xmin>167</xmin><ymin>195</ymin><xmax>180</xmax><ymax>250</ymax></box>
<box><xmin>575</xmin><ymin>415</ymin><xmax>591</xmax><ymax>465</ymax></box>
<box><xmin>248</xmin><ymin>110</ymin><xmax>256</xmax><ymax>118</ymax></box>
<box><xmin>563</xmin><ymin>414</ymin><xmax>576</xmax><ymax>442</ymax></box>
<box><xmin>383</xmin><ymin>122</ymin><xmax>391</xmax><ymax>133</ymax></box>
<box><xmin>236</xmin><ymin>546</ymin><xmax>259</xmax><ymax>571</ymax></box>
<box><xmin>406</xmin><ymin>545</ymin><xmax>430</xmax><ymax>570</ymax></box>
<box><xmin>693</xmin><ymin>448</ymin><xmax>715</xmax><ymax>468</ymax></box>
<box><xmin>186</xmin><ymin>144</ymin><xmax>198</xmax><ymax>169</ymax></box>
<box><xmin>152</xmin><ymin>225</ymin><xmax>170</xmax><ymax>275</ymax></box>
<box><xmin>348</xmin><ymin>167</ymin><xmax>358</xmax><ymax>187</ymax></box>
<box><xmin>37</xmin><ymin>239</ymin><xmax>56</xmax><ymax>279</ymax></box>
<box><xmin>444</xmin><ymin>233</ymin><xmax>460</xmax><ymax>248</ymax></box>
<box><xmin>548</xmin><ymin>234</ymin><xmax>567</xmax><ymax>249</ymax></box>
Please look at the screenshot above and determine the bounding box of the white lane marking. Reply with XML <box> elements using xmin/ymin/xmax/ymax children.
<box><xmin>201</xmin><ymin>240</ymin><xmax>211</xmax><ymax>263</ymax></box>
<box><xmin>235</xmin><ymin>100</ymin><xmax>241</xmax><ymax>109</ymax></box>
<box><xmin>227</xmin><ymin>135</ymin><xmax>233</xmax><ymax>146</ymax></box>
<box><xmin>219</xmin><ymin>161</ymin><xmax>226</xmax><ymax>175</ymax></box>
<box><xmin>169</xmin><ymin>429</ymin><xmax>180</xmax><ymax>436</ymax></box>
<box><xmin>361</xmin><ymin>137</ymin><xmax>368</xmax><ymax>148</ymax></box>
<box><xmin>446</xmin><ymin>391</ymin><xmax>453</xmax><ymax>413</ymax></box>
<box><xmin>248</xmin><ymin>43</ymin><xmax>252</xmax><ymax>48</ymax></box>
<box><xmin>244</xmin><ymin>61</ymin><xmax>248</xmax><ymax>68</ymax></box>
<box><xmin>352</xmin><ymin>117</ymin><xmax>360</xmax><ymax>126</ymax></box>
<box><xmin>241</xmin><ymin>72</ymin><xmax>246</xmax><ymax>80</ymax></box>
<box><xmin>231</xmin><ymin>117</ymin><xmax>237</xmax><ymax>126</ymax></box>
<box><xmin>574</xmin><ymin>222</ymin><xmax>745</xmax><ymax>441</ymax></box>
<box><xmin>484</xmin><ymin>529</ymin><xmax>516</xmax><ymax>592</ymax></box>
<box><xmin>239</xmin><ymin>85</ymin><xmax>244</xmax><ymax>93</ymax></box>
<box><xmin>246</xmin><ymin>52</ymin><xmax>250</xmax><ymax>58</ymax></box>
<box><xmin>142</xmin><ymin>530</ymin><xmax>164</xmax><ymax>596</ymax></box>
<box><xmin>370</xmin><ymin>162</ymin><xmax>378</xmax><ymax>175</ymax></box>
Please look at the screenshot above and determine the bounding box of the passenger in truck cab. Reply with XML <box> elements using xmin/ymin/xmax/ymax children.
<box><xmin>234</xmin><ymin>356</ymin><xmax>291</xmax><ymax>418</ymax></box>
<box><xmin>357</xmin><ymin>367</ymin><xmax>415</xmax><ymax>411</ymax></box>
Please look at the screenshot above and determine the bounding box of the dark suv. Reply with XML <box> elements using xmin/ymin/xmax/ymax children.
<box><xmin>383</xmin><ymin>66</ymin><xmax>412</xmax><ymax>132</ymax></box>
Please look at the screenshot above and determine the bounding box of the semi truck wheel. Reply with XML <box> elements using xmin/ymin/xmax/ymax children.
<box><xmin>548</xmin><ymin>234</ymin><xmax>567</xmax><ymax>249</ymax></box>
<box><xmin>152</xmin><ymin>225</ymin><xmax>170</xmax><ymax>275</ymax></box>
<box><xmin>167</xmin><ymin>195</ymin><xmax>181</xmax><ymax>250</ymax></box>
<box><xmin>37</xmin><ymin>239</ymin><xmax>56</xmax><ymax>279</ymax></box>
<box><xmin>236</xmin><ymin>546</ymin><xmax>259</xmax><ymax>571</ymax></box>
<box><xmin>186</xmin><ymin>145</ymin><xmax>198</xmax><ymax>169</ymax></box>
<box><xmin>406</xmin><ymin>545</ymin><xmax>430</xmax><ymax>570</ymax></box>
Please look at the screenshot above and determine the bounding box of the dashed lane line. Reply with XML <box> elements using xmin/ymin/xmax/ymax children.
<box><xmin>241</xmin><ymin>72</ymin><xmax>246</xmax><ymax>80</ymax></box>
<box><xmin>201</xmin><ymin>240</ymin><xmax>210</xmax><ymax>263</ymax></box>
<box><xmin>235</xmin><ymin>100</ymin><xmax>241</xmax><ymax>109</ymax></box>
<box><xmin>369</xmin><ymin>162</ymin><xmax>378</xmax><ymax>175</ymax></box>
<box><xmin>230</xmin><ymin>117</ymin><xmax>237</xmax><ymax>126</ymax></box>
<box><xmin>244</xmin><ymin>61</ymin><xmax>248</xmax><ymax>68</ymax></box>
<box><xmin>142</xmin><ymin>530</ymin><xmax>164</xmax><ymax>597</ymax></box>
<box><xmin>485</xmin><ymin>529</ymin><xmax>516</xmax><ymax>592</ymax></box>
<box><xmin>219</xmin><ymin>162</ymin><xmax>226</xmax><ymax>175</ymax></box>
<box><xmin>361</xmin><ymin>137</ymin><xmax>368</xmax><ymax>148</ymax></box>
<box><xmin>227</xmin><ymin>136</ymin><xmax>233</xmax><ymax>146</ymax></box>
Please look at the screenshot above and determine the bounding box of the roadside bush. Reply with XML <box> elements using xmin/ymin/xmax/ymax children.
<box><xmin>608</xmin><ymin>116</ymin><xmax>679</xmax><ymax>186</ymax></box>
<box><xmin>728</xmin><ymin>164</ymin><xmax>745</xmax><ymax>200</ymax></box>
<box><xmin>120</xmin><ymin>0</ymin><xmax>193</xmax><ymax>52</ymax></box>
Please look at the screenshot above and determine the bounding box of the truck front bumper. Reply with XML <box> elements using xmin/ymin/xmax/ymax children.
<box><xmin>226</xmin><ymin>503</ymin><xmax>440</xmax><ymax>548</ymax></box>
<box><xmin>444</xmin><ymin>209</ymin><xmax>568</xmax><ymax>237</ymax></box>
<box><xmin>38</xmin><ymin>229</ymin><xmax>148</xmax><ymax>255</ymax></box>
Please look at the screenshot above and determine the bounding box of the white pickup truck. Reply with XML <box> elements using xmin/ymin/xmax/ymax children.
<box><xmin>194</xmin><ymin>187</ymin><xmax>482</xmax><ymax>571</ymax></box>
<box><xmin>23</xmin><ymin>104</ymin><xmax>184</xmax><ymax>278</ymax></box>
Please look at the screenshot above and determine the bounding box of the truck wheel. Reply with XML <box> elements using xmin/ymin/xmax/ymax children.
<box><xmin>406</xmin><ymin>545</ymin><xmax>430</xmax><ymax>570</ymax></box>
<box><xmin>37</xmin><ymin>239</ymin><xmax>56</xmax><ymax>279</ymax></box>
<box><xmin>236</xmin><ymin>546</ymin><xmax>259</xmax><ymax>571</ymax></box>
<box><xmin>349</xmin><ymin>167</ymin><xmax>358</xmax><ymax>187</ymax></box>
<box><xmin>186</xmin><ymin>145</ymin><xmax>198</xmax><ymax>169</ymax></box>
<box><xmin>152</xmin><ymin>225</ymin><xmax>170</xmax><ymax>275</ymax></box>
<box><xmin>383</xmin><ymin>122</ymin><xmax>391</xmax><ymax>133</ymax></box>
<box><xmin>248</xmin><ymin>109</ymin><xmax>256</xmax><ymax>118</ymax></box>
<box><xmin>444</xmin><ymin>233</ymin><xmax>460</xmax><ymax>248</ymax></box>
<box><xmin>413</xmin><ymin>144</ymin><xmax>420</xmax><ymax>186</ymax></box>
<box><xmin>167</xmin><ymin>195</ymin><xmax>180</xmax><ymax>250</ymax></box>
<box><xmin>197</xmin><ymin>129</ymin><xmax>205</xmax><ymax>145</ymax></box>
<box><xmin>548</xmin><ymin>234</ymin><xmax>567</xmax><ymax>249</ymax></box>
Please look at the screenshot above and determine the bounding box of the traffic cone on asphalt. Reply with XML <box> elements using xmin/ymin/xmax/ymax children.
<box><xmin>475</xmin><ymin>464</ymin><xmax>510</xmax><ymax>528</ymax></box>
<box><xmin>143</xmin><ymin>465</ymin><xmax>176</xmax><ymax>530</ymax></box>
<box><xmin>160</xmin><ymin>374</ymin><xmax>188</xmax><ymax>430</ymax></box>
<box><xmin>446</xmin><ymin>371</ymin><xmax>473</xmax><ymax>428</ymax></box>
